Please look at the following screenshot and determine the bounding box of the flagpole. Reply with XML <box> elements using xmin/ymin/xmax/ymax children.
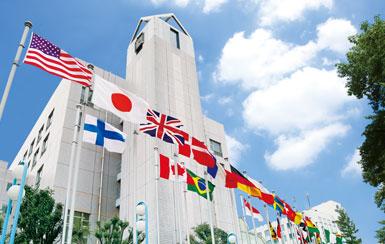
<box><xmin>292</xmin><ymin>196</ymin><xmax>302</xmax><ymax>244</ymax></box>
<box><xmin>224</xmin><ymin>158</ymin><xmax>242</xmax><ymax>243</ymax></box>
<box><xmin>173</xmin><ymin>153</ymin><xmax>183</xmax><ymax>244</ymax></box>
<box><xmin>0</xmin><ymin>21</ymin><xmax>32</xmax><ymax>121</ymax></box>
<box><xmin>154</xmin><ymin>147</ymin><xmax>160</xmax><ymax>244</ymax></box>
<box><xmin>248</xmin><ymin>195</ymin><xmax>258</xmax><ymax>243</ymax></box>
<box><xmin>204</xmin><ymin>171</ymin><xmax>216</xmax><ymax>244</ymax></box>
<box><xmin>61</xmin><ymin>103</ymin><xmax>83</xmax><ymax>244</ymax></box>
<box><xmin>97</xmin><ymin>111</ymin><xmax>108</xmax><ymax>223</ymax></box>
<box><xmin>181</xmin><ymin>162</ymin><xmax>190</xmax><ymax>244</ymax></box>
<box><xmin>240</xmin><ymin>195</ymin><xmax>252</xmax><ymax>244</ymax></box>
<box><xmin>66</xmin><ymin>103</ymin><xmax>85</xmax><ymax>244</ymax></box>
<box><xmin>264</xmin><ymin>204</ymin><xmax>274</xmax><ymax>244</ymax></box>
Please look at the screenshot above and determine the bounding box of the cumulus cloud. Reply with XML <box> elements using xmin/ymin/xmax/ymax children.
<box><xmin>215</xmin><ymin>18</ymin><xmax>357</xmax><ymax>90</ymax></box>
<box><xmin>214</xmin><ymin>17</ymin><xmax>359</xmax><ymax>170</ymax></box>
<box><xmin>226</xmin><ymin>134</ymin><xmax>248</xmax><ymax>162</ymax></box>
<box><xmin>242</xmin><ymin>67</ymin><xmax>355</xmax><ymax>134</ymax></box>
<box><xmin>265</xmin><ymin>123</ymin><xmax>349</xmax><ymax>170</ymax></box>
<box><xmin>149</xmin><ymin>0</ymin><xmax>190</xmax><ymax>7</ymax></box>
<box><xmin>218</xmin><ymin>96</ymin><xmax>233</xmax><ymax>105</ymax></box>
<box><xmin>258</xmin><ymin>0</ymin><xmax>333</xmax><ymax>26</ymax></box>
<box><xmin>203</xmin><ymin>0</ymin><xmax>228</xmax><ymax>13</ymax></box>
<box><xmin>317</xmin><ymin>18</ymin><xmax>357</xmax><ymax>54</ymax></box>
<box><xmin>341</xmin><ymin>149</ymin><xmax>362</xmax><ymax>177</ymax></box>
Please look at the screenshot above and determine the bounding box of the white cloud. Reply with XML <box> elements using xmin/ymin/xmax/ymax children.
<box><xmin>266</xmin><ymin>123</ymin><xmax>349</xmax><ymax>170</ymax></box>
<box><xmin>201</xmin><ymin>93</ymin><xmax>215</xmax><ymax>102</ymax></box>
<box><xmin>215</xmin><ymin>18</ymin><xmax>356</xmax><ymax>90</ymax></box>
<box><xmin>203</xmin><ymin>0</ymin><xmax>227</xmax><ymax>13</ymax></box>
<box><xmin>218</xmin><ymin>96</ymin><xmax>233</xmax><ymax>105</ymax></box>
<box><xmin>317</xmin><ymin>18</ymin><xmax>357</xmax><ymax>54</ymax></box>
<box><xmin>149</xmin><ymin>0</ymin><xmax>189</xmax><ymax>7</ymax></box>
<box><xmin>242</xmin><ymin>67</ymin><xmax>354</xmax><ymax>134</ymax></box>
<box><xmin>215</xmin><ymin>29</ymin><xmax>318</xmax><ymax>89</ymax></box>
<box><xmin>258</xmin><ymin>0</ymin><xmax>333</xmax><ymax>26</ymax></box>
<box><xmin>198</xmin><ymin>54</ymin><xmax>204</xmax><ymax>63</ymax></box>
<box><xmin>226</xmin><ymin>134</ymin><xmax>248</xmax><ymax>162</ymax></box>
<box><xmin>341</xmin><ymin>149</ymin><xmax>362</xmax><ymax>177</ymax></box>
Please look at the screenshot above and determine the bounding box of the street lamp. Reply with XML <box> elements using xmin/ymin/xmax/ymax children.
<box><xmin>227</xmin><ymin>232</ymin><xmax>238</xmax><ymax>244</ymax></box>
<box><xmin>0</xmin><ymin>161</ymin><xmax>29</xmax><ymax>244</ymax></box>
<box><xmin>135</xmin><ymin>201</ymin><xmax>148</xmax><ymax>244</ymax></box>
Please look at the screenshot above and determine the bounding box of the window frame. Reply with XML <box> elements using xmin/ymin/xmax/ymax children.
<box><xmin>28</xmin><ymin>139</ymin><xmax>35</xmax><ymax>156</ymax></box>
<box><xmin>41</xmin><ymin>133</ymin><xmax>49</xmax><ymax>156</ymax></box>
<box><xmin>209</xmin><ymin>139</ymin><xmax>223</xmax><ymax>157</ymax></box>
<box><xmin>170</xmin><ymin>28</ymin><xmax>180</xmax><ymax>49</ymax></box>
<box><xmin>46</xmin><ymin>109</ymin><xmax>54</xmax><ymax>130</ymax></box>
<box><xmin>37</xmin><ymin>124</ymin><xmax>44</xmax><ymax>143</ymax></box>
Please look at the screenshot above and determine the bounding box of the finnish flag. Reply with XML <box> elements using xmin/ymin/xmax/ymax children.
<box><xmin>83</xmin><ymin>114</ymin><xmax>127</xmax><ymax>153</ymax></box>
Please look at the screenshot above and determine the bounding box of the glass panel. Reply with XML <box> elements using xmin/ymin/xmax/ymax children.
<box><xmin>210</xmin><ymin>139</ymin><xmax>223</xmax><ymax>157</ymax></box>
<box><xmin>170</xmin><ymin>28</ymin><xmax>180</xmax><ymax>49</ymax></box>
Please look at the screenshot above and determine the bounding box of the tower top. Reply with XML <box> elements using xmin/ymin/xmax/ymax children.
<box><xmin>130</xmin><ymin>13</ymin><xmax>190</xmax><ymax>43</ymax></box>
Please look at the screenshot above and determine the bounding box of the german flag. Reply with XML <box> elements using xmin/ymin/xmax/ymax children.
<box><xmin>225</xmin><ymin>165</ymin><xmax>261</xmax><ymax>197</ymax></box>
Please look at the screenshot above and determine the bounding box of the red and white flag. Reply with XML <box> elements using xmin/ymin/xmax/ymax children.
<box><xmin>159</xmin><ymin>153</ymin><xmax>186</xmax><ymax>181</ymax></box>
<box><xmin>24</xmin><ymin>33</ymin><xmax>93</xmax><ymax>87</ymax></box>
<box><xmin>178</xmin><ymin>135</ymin><xmax>216</xmax><ymax>168</ymax></box>
<box><xmin>92</xmin><ymin>75</ymin><xmax>149</xmax><ymax>124</ymax></box>
<box><xmin>243</xmin><ymin>198</ymin><xmax>264</xmax><ymax>222</ymax></box>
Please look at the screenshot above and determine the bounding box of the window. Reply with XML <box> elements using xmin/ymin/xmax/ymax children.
<box><xmin>170</xmin><ymin>28</ymin><xmax>180</xmax><ymax>49</ymax></box>
<box><xmin>28</xmin><ymin>139</ymin><xmax>35</xmax><ymax>156</ymax></box>
<box><xmin>72</xmin><ymin>211</ymin><xmax>90</xmax><ymax>240</ymax></box>
<box><xmin>80</xmin><ymin>87</ymin><xmax>93</xmax><ymax>105</ymax></box>
<box><xmin>32</xmin><ymin>148</ymin><xmax>39</xmax><ymax>168</ymax></box>
<box><xmin>46</xmin><ymin>109</ymin><xmax>54</xmax><ymax>129</ymax></box>
<box><xmin>37</xmin><ymin>125</ymin><xmax>44</xmax><ymax>143</ymax></box>
<box><xmin>41</xmin><ymin>134</ymin><xmax>49</xmax><ymax>156</ymax></box>
<box><xmin>36</xmin><ymin>165</ymin><xmax>43</xmax><ymax>186</ymax></box>
<box><xmin>6</xmin><ymin>182</ymin><xmax>12</xmax><ymax>191</ymax></box>
<box><xmin>135</xmin><ymin>32</ymin><xmax>144</xmax><ymax>54</ymax></box>
<box><xmin>23</xmin><ymin>150</ymin><xmax>28</xmax><ymax>161</ymax></box>
<box><xmin>209</xmin><ymin>139</ymin><xmax>223</xmax><ymax>157</ymax></box>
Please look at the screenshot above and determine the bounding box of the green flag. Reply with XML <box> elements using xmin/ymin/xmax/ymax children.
<box><xmin>324</xmin><ymin>229</ymin><xmax>330</xmax><ymax>243</ymax></box>
<box><xmin>186</xmin><ymin>169</ymin><xmax>215</xmax><ymax>200</ymax></box>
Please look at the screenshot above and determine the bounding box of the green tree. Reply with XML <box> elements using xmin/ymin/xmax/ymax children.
<box><xmin>72</xmin><ymin>223</ymin><xmax>90</xmax><ymax>244</ymax></box>
<box><xmin>334</xmin><ymin>207</ymin><xmax>362</xmax><ymax>244</ymax></box>
<box><xmin>0</xmin><ymin>214</ymin><xmax>3</xmax><ymax>234</ymax></box>
<box><xmin>14</xmin><ymin>186</ymin><xmax>63</xmax><ymax>243</ymax></box>
<box><xmin>190</xmin><ymin>223</ymin><xmax>228</xmax><ymax>244</ymax></box>
<box><xmin>376</xmin><ymin>220</ymin><xmax>385</xmax><ymax>244</ymax></box>
<box><xmin>95</xmin><ymin>216</ymin><xmax>145</xmax><ymax>244</ymax></box>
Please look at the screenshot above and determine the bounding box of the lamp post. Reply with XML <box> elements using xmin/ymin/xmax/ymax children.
<box><xmin>0</xmin><ymin>161</ymin><xmax>29</xmax><ymax>244</ymax></box>
<box><xmin>227</xmin><ymin>233</ymin><xmax>238</xmax><ymax>244</ymax></box>
<box><xmin>135</xmin><ymin>201</ymin><xmax>148</xmax><ymax>244</ymax></box>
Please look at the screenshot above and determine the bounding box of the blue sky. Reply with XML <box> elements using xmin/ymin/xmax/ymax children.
<box><xmin>0</xmin><ymin>0</ymin><xmax>384</xmax><ymax>242</ymax></box>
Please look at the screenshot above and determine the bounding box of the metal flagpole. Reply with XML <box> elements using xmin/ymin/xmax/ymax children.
<box><xmin>240</xmin><ymin>195</ymin><xmax>251</xmax><ymax>244</ymax></box>
<box><xmin>204</xmin><ymin>171</ymin><xmax>216</xmax><ymax>244</ymax></box>
<box><xmin>248</xmin><ymin>195</ymin><xmax>258</xmax><ymax>243</ymax></box>
<box><xmin>154</xmin><ymin>147</ymin><xmax>160</xmax><ymax>244</ymax></box>
<box><xmin>292</xmin><ymin>196</ymin><xmax>301</xmax><ymax>244</ymax></box>
<box><xmin>181</xmin><ymin>162</ymin><xmax>190</xmax><ymax>244</ymax></box>
<box><xmin>61</xmin><ymin>103</ymin><xmax>83</xmax><ymax>244</ymax></box>
<box><xmin>97</xmin><ymin>111</ymin><xmax>108</xmax><ymax>222</ymax></box>
<box><xmin>66</xmin><ymin>103</ymin><xmax>86</xmax><ymax>244</ymax></box>
<box><xmin>172</xmin><ymin>153</ymin><xmax>183</xmax><ymax>244</ymax></box>
<box><xmin>0</xmin><ymin>21</ymin><xmax>32</xmax><ymax>121</ymax></box>
<box><xmin>264</xmin><ymin>204</ymin><xmax>274</xmax><ymax>244</ymax></box>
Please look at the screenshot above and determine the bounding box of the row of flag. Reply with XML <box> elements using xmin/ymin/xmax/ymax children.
<box><xmin>23</xmin><ymin>32</ymin><xmax>343</xmax><ymax>243</ymax></box>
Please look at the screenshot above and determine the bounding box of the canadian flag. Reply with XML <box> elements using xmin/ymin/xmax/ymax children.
<box><xmin>92</xmin><ymin>75</ymin><xmax>149</xmax><ymax>124</ymax></box>
<box><xmin>243</xmin><ymin>198</ymin><xmax>264</xmax><ymax>222</ymax></box>
<box><xmin>159</xmin><ymin>153</ymin><xmax>186</xmax><ymax>181</ymax></box>
<box><xmin>178</xmin><ymin>135</ymin><xmax>216</xmax><ymax>168</ymax></box>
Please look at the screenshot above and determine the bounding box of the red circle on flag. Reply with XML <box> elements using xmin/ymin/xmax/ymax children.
<box><xmin>111</xmin><ymin>93</ymin><xmax>132</xmax><ymax>112</ymax></box>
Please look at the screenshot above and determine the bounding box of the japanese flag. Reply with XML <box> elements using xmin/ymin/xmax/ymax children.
<box><xmin>92</xmin><ymin>75</ymin><xmax>149</xmax><ymax>124</ymax></box>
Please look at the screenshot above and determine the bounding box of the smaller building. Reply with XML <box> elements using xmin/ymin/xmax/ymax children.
<box><xmin>0</xmin><ymin>160</ymin><xmax>12</xmax><ymax>214</ymax></box>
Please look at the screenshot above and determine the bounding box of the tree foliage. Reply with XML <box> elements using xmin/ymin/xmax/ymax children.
<box><xmin>376</xmin><ymin>220</ymin><xmax>385</xmax><ymax>244</ymax></box>
<box><xmin>95</xmin><ymin>216</ymin><xmax>145</xmax><ymax>244</ymax></box>
<box><xmin>190</xmin><ymin>223</ymin><xmax>228</xmax><ymax>244</ymax></box>
<box><xmin>336</xmin><ymin>15</ymin><xmax>385</xmax><ymax>243</ymax></box>
<box><xmin>14</xmin><ymin>186</ymin><xmax>63</xmax><ymax>244</ymax></box>
<box><xmin>334</xmin><ymin>207</ymin><xmax>361</xmax><ymax>244</ymax></box>
<box><xmin>72</xmin><ymin>222</ymin><xmax>90</xmax><ymax>244</ymax></box>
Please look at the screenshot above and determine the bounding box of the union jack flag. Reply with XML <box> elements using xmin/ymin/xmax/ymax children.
<box><xmin>139</xmin><ymin>109</ymin><xmax>187</xmax><ymax>145</ymax></box>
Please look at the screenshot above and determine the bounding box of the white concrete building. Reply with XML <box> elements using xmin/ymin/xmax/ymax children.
<box><xmin>250</xmin><ymin>201</ymin><xmax>342</xmax><ymax>244</ymax></box>
<box><xmin>8</xmin><ymin>14</ymin><xmax>239</xmax><ymax>243</ymax></box>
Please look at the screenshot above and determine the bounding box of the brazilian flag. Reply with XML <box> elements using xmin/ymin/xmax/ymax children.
<box><xmin>186</xmin><ymin>169</ymin><xmax>215</xmax><ymax>201</ymax></box>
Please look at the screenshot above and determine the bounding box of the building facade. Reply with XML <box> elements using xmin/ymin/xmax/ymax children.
<box><xmin>8</xmin><ymin>14</ymin><xmax>239</xmax><ymax>243</ymax></box>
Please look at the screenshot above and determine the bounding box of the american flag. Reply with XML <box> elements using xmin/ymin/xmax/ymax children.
<box><xmin>24</xmin><ymin>33</ymin><xmax>92</xmax><ymax>86</ymax></box>
<box><xmin>139</xmin><ymin>109</ymin><xmax>187</xmax><ymax>145</ymax></box>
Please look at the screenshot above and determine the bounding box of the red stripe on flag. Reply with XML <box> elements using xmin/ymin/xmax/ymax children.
<box><xmin>159</xmin><ymin>154</ymin><xmax>171</xmax><ymax>180</ymax></box>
